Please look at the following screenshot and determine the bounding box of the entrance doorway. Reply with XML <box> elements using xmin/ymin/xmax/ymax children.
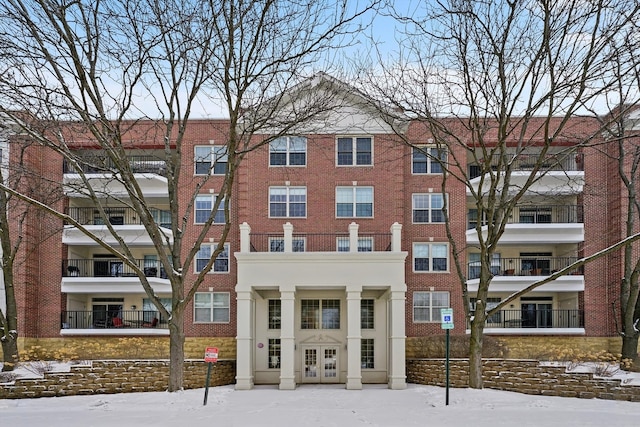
<box><xmin>301</xmin><ymin>346</ymin><xmax>339</xmax><ymax>383</ymax></box>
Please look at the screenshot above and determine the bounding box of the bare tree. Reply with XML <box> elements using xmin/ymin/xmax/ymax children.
<box><xmin>0</xmin><ymin>0</ymin><xmax>379</xmax><ymax>390</ymax></box>
<box><xmin>359</xmin><ymin>0</ymin><xmax>640</xmax><ymax>388</ymax></box>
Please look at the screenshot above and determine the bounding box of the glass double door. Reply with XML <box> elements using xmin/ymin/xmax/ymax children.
<box><xmin>302</xmin><ymin>346</ymin><xmax>339</xmax><ymax>383</ymax></box>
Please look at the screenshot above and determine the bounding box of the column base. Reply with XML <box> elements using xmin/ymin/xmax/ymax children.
<box><xmin>279</xmin><ymin>377</ymin><xmax>297</xmax><ymax>390</ymax></box>
<box><xmin>235</xmin><ymin>376</ymin><xmax>254</xmax><ymax>390</ymax></box>
<box><xmin>346</xmin><ymin>377</ymin><xmax>363</xmax><ymax>390</ymax></box>
<box><xmin>388</xmin><ymin>375</ymin><xmax>407</xmax><ymax>390</ymax></box>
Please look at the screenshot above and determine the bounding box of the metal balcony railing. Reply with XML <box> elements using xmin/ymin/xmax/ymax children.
<box><xmin>470</xmin><ymin>309</ymin><xmax>584</xmax><ymax>329</ymax></box>
<box><xmin>63</xmin><ymin>155</ymin><xmax>168</xmax><ymax>176</ymax></box>
<box><xmin>467</xmin><ymin>257</ymin><xmax>583</xmax><ymax>280</ymax></box>
<box><xmin>249</xmin><ymin>232</ymin><xmax>392</xmax><ymax>252</ymax></box>
<box><xmin>61</xmin><ymin>310</ymin><xmax>168</xmax><ymax>329</ymax></box>
<box><xmin>63</xmin><ymin>258</ymin><xmax>168</xmax><ymax>278</ymax></box>
<box><xmin>66</xmin><ymin>207</ymin><xmax>171</xmax><ymax>227</ymax></box>
<box><xmin>468</xmin><ymin>152</ymin><xmax>583</xmax><ymax>179</ymax></box>
<box><xmin>467</xmin><ymin>205</ymin><xmax>583</xmax><ymax>229</ymax></box>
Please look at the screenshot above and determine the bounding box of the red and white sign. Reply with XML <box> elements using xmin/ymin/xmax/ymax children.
<box><xmin>204</xmin><ymin>347</ymin><xmax>218</xmax><ymax>363</ymax></box>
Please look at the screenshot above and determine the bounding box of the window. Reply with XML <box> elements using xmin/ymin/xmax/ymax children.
<box><xmin>337</xmin><ymin>137</ymin><xmax>372</xmax><ymax>166</ymax></box>
<box><xmin>413</xmin><ymin>146</ymin><xmax>446</xmax><ymax>174</ymax></box>
<box><xmin>269</xmin><ymin>187</ymin><xmax>306</xmax><ymax>217</ymax></box>
<box><xmin>269</xmin><ymin>237</ymin><xmax>305</xmax><ymax>252</ymax></box>
<box><xmin>412</xmin><ymin>194</ymin><xmax>445</xmax><ymax>223</ymax></box>
<box><xmin>336</xmin><ymin>236</ymin><xmax>374</xmax><ymax>252</ymax></box>
<box><xmin>195</xmin><ymin>244</ymin><xmax>229</xmax><ymax>273</ymax></box>
<box><xmin>470</xmin><ymin>297</ymin><xmax>502</xmax><ymax>324</ymax></box>
<box><xmin>142</xmin><ymin>298</ymin><xmax>171</xmax><ymax>323</ymax></box>
<box><xmin>468</xmin><ymin>253</ymin><xmax>501</xmax><ymax>279</ymax></box>
<box><xmin>268</xmin><ymin>300</ymin><xmax>281</xmax><ymax>329</ymax></box>
<box><xmin>413</xmin><ymin>243</ymin><xmax>448</xmax><ymax>272</ymax></box>
<box><xmin>195</xmin><ymin>145</ymin><xmax>228</xmax><ymax>175</ymax></box>
<box><xmin>270</xmin><ymin>136</ymin><xmax>306</xmax><ymax>166</ymax></box>
<box><xmin>195</xmin><ymin>195</ymin><xmax>226</xmax><ymax>224</ymax></box>
<box><xmin>268</xmin><ymin>339</ymin><xmax>281</xmax><ymax>369</ymax></box>
<box><xmin>413</xmin><ymin>291</ymin><xmax>450</xmax><ymax>322</ymax></box>
<box><xmin>336</xmin><ymin>186</ymin><xmax>373</xmax><ymax>218</ymax></box>
<box><xmin>194</xmin><ymin>292</ymin><xmax>230</xmax><ymax>323</ymax></box>
<box><xmin>361</xmin><ymin>299</ymin><xmax>374</xmax><ymax>329</ymax></box>
<box><xmin>361</xmin><ymin>339</ymin><xmax>374</xmax><ymax>369</ymax></box>
<box><xmin>301</xmin><ymin>299</ymin><xmax>340</xmax><ymax>329</ymax></box>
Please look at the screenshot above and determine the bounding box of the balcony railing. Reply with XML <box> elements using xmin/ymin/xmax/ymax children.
<box><xmin>468</xmin><ymin>205</ymin><xmax>583</xmax><ymax>229</ymax></box>
<box><xmin>249</xmin><ymin>232</ymin><xmax>392</xmax><ymax>252</ymax></box>
<box><xmin>467</xmin><ymin>257</ymin><xmax>583</xmax><ymax>280</ymax></box>
<box><xmin>470</xmin><ymin>309</ymin><xmax>584</xmax><ymax>329</ymax></box>
<box><xmin>468</xmin><ymin>152</ymin><xmax>583</xmax><ymax>179</ymax></box>
<box><xmin>66</xmin><ymin>207</ymin><xmax>171</xmax><ymax>227</ymax></box>
<box><xmin>63</xmin><ymin>155</ymin><xmax>168</xmax><ymax>176</ymax></box>
<box><xmin>63</xmin><ymin>258</ymin><xmax>168</xmax><ymax>278</ymax></box>
<box><xmin>61</xmin><ymin>310</ymin><xmax>168</xmax><ymax>329</ymax></box>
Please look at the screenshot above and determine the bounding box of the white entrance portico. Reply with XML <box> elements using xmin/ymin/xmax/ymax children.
<box><xmin>234</xmin><ymin>222</ymin><xmax>407</xmax><ymax>390</ymax></box>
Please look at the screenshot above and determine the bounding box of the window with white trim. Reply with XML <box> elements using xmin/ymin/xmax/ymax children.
<box><xmin>412</xmin><ymin>193</ymin><xmax>445</xmax><ymax>223</ymax></box>
<box><xmin>412</xmin><ymin>146</ymin><xmax>446</xmax><ymax>174</ymax></box>
<box><xmin>336</xmin><ymin>236</ymin><xmax>373</xmax><ymax>252</ymax></box>
<box><xmin>268</xmin><ymin>237</ymin><xmax>305</xmax><ymax>252</ymax></box>
<box><xmin>336</xmin><ymin>186</ymin><xmax>373</xmax><ymax>218</ymax></box>
<box><xmin>194</xmin><ymin>145</ymin><xmax>227</xmax><ymax>175</ymax></box>
<box><xmin>195</xmin><ymin>243</ymin><xmax>229</xmax><ymax>273</ymax></box>
<box><xmin>301</xmin><ymin>299</ymin><xmax>340</xmax><ymax>329</ymax></box>
<box><xmin>270</xmin><ymin>136</ymin><xmax>306</xmax><ymax>166</ymax></box>
<box><xmin>268</xmin><ymin>300</ymin><xmax>281</xmax><ymax>329</ymax></box>
<box><xmin>361</xmin><ymin>299</ymin><xmax>374</xmax><ymax>329</ymax></box>
<box><xmin>194</xmin><ymin>292</ymin><xmax>230</xmax><ymax>323</ymax></box>
<box><xmin>413</xmin><ymin>242</ymin><xmax>448</xmax><ymax>272</ymax></box>
<box><xmin>269</xmin><ymin>186</ymin><xmax>306</xmax><ymax>217</ymax></box>
<box><xmin>268</xmin><ymin>338</ymin><xmax>281</xmax><ymax>369</ymax></box>
<box><xmin>361</xmin><ymin>338</ymin><xmax>374</xmax><ymax>369</ymax></box>
<box><xmin>195</xmin><ymin>194</ymin><xmax>226</xmax><ymax>224</ymax></box>
<box><xmin>337</xmin><ymin>137</ymin><xmax>372</xmax><ymax>166</ymax></box>
<box><xmin>470</xmin><ymin>297</ymin><xmax>502</xmax><ymax>324</ymax></box>
<box><xmin>413</xmin><ymin>291</ymin><xmax>450</xmax><ymax>322</ymax></box>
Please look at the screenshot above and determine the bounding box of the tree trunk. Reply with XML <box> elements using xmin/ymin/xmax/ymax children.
<box><xmin>468</xmin><ymin>316</ymin><xmax>485</xmax><ymax>389</ymax></box>
<box><xmin>167</xmin><ymin>308</ymin><xmax>185</xmax><ymax>391</ymax></box>
<box><xmin>621</xmin><ymin>334</ymin><xmax>640</xmax><ymax>371</ymax></box>
<box><xmin>1</xmin><ymin>332</ymin><xmax>19</xmax><ymax>371</ymax></box>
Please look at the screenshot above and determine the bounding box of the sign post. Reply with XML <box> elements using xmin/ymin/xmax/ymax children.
<box><xmin>203</xmin><ymin>347</ymin><xmax>218</xmax><ymax>406</ymax></box>
<box><xmin>440</xmin><ymin>308</ymin><xmax>454</xmax><ymax>406</ymax></box>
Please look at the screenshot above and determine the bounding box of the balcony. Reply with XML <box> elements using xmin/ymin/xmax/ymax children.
<box><xmin>466</xmin><ymin>205</ymin><xmax>584</xmax><ymax>244</ymax></box>
<box><xmin>468</xmin><ymin>153</ymin><xmax>584</xmax><ymax>196</ymax></box>
<box><xmin>61</xmin><ymin>258</ymin><xmax>171</xmax><ymax>294</ymax></box>
<box><xmin>466</xmin><ymin>257</ymin><xmax>584</xmax><ymax>293</ymax></box>
<box><xmin>468</xmin><ymin>309</ymin><xmax>584</xmax><ymax>334</ymax></box>
<box><xmin>61</xmin><ymin>310</ymin><xmax>169</xmax><ymax>336</ymax></box>
<box><xmin>62</xmin><ymin>207</ymin><xmax>172</xmax><ymax>246</ymax></box>
<box><xmin>249</xmin><ymin>232</ymin><xmax>391</xmax><ymax>252</ymax></box>
<box><xmin>63</xmin><ymin>155</ymin><xmax>168</xmax><ymax>197</ymax></box>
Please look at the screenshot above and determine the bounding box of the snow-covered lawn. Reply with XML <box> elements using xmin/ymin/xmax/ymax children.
<box><xmin>1</xmin><ymin>383</ymin><xmax>639</xmax><ymax>427</ymax></box>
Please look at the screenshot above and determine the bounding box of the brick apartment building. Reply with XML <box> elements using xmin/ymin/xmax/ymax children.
<box><xmin>2</xmin><ymin>76</ymin><xmax>639</xmax><ymax>390</ymax></box>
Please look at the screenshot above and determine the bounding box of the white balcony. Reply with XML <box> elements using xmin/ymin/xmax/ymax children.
<box><xmin>62</xmin><ymin>224</ymin><xmax>173</xmax><ymax>246</ymax></box>
<box><xmin>467</xmin><ymin>223</ymin><xmax>584</xmax><ymax>245</ymax></box>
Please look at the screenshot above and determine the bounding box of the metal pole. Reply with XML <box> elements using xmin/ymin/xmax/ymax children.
<box><xmin>445</xmin><ymin>329</ymin><xmax>450</xmax><ymax>406</ymax></box>
<box><xmin>203</xmin><ymin>362</ymin><xmax>212</xmax><ymax>406</ymax></box>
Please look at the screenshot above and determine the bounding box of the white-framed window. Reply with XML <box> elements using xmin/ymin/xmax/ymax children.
<box><xmin>468</xmin><ymin>253</ymin><xmax>501</xmax><ymax>280</ymax></box>
<box><xmin>361</xmin><ymin>299</ymin><xmax>374</xmax><ymax>329</ymax></box>
<box><xmin>268</xmin><ymin>338</ymin><xmax>281</xmax><ymax>369</ymax></box>
<box><xmin>470</xmin><ymin>297</ymin><xmax>502</xmax><ymax>324</ymax></box>
<box><xmin>413</xmin><ymin>242</ymin><xmax>448</xmax><ymax>272</ymax></box>
<box><xmin>194</xmin><ymin>292</ymin><xmax>230</xmax><ymax>323</ymax></box>
<box><xmin>269</xmin><ymin>186</ymin><xmax>306</xmax><ymax>217</ymax></box>
<box><xmin>412</xmin><ymin>146</ymin><xmax>446</xmax><ymax>174</ymax></box>
<box><xmin>268</xmin><ymin>299</ymin><xmax>281</xmax><ymax>329</ymax></box>
<box><xmin>412</xmin><ymin>193</ymin><xmax>445</xmax><ymax>223</ymax></box>
<box><xmin>269</xmin><ymin>237</ymin><xmax>306</xmax><ymax>252</ymax></box>
<box><xmin>336</xmin><ymin>186</ymin><xmax>373</xmax><ymax>218</ymax></box>
<box><xmin>301</xmin><ymin>299</ymin><xmax>340</xmax><ymax>330</ymax></box>
<box><xmin>194</xmin><ymin>194</ymin><xmax>226</xmax><ymax>224</ymax></box>
<box><xmin>337</xmin><ymin>136</ymin><xmax>372</xmax><ymax>166</ymax></box>
<box><xmin>413</xmin><ymin>291</ymin><xmax>450</xmax><ymax>322</ymax></box>
<box><xmin>336</xmin><ymin>236</ymin><xmax>373</xmax><ymax>252</ymax></box>
<box><xmin>195</xmin><ymin>243</ymin><xmax>229</xmax><ymax>273</ymax></box>
<box><xmin>361</xmin><ymin>338</ymin><xmax>374</xmax><ymax>369</ymax></box>
<box><xmin>194</xmin><ymin>145</ymin><xmax>227</xmax><ymax>175</ymax></box>
<box><xmin>270</xmin><ymin>136</ymin><xmax>307</xmax><ymax>166</ymax></box>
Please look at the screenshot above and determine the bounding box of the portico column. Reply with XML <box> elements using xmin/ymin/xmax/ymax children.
<box><xmin>235</xmin><ymin>290</ymin><xmax>254</xmax><ymax>390</ymax></box>
<box><xmin>346</xmin><ymin>285</ymin><xmax>362</xmax><ymax>390</ymax></box>
<box><xmin>388</xmin><ymin>289</ymin><xmax>407</xmax><ymax>389</ymax></box>
<box><xmin>279</xmin><ymin>286</ymin><xmax>296</xmax><ymax>390</ymax></box>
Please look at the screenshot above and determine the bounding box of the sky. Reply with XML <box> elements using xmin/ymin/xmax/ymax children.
<box><xmin>2</xmin><ymin>383</ymin><xmax>640</xmax><ymax>427</ymax></box>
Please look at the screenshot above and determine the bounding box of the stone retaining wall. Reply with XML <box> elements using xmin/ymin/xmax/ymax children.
<box><xmin>407</xmin><ymin>359</ymin><xmax>640</xmax><ymax>402</ymax></box>
<box><xmin>0</xmin><ymin>360</ymin><xmax>235</xmax><ymax>399</ymax></box>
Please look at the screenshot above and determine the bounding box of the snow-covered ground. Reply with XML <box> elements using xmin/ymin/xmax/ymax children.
<box><xmin>1</xmin><ymin>384</ymin><xmax>639</xmax><ymax>427</ymax></box>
